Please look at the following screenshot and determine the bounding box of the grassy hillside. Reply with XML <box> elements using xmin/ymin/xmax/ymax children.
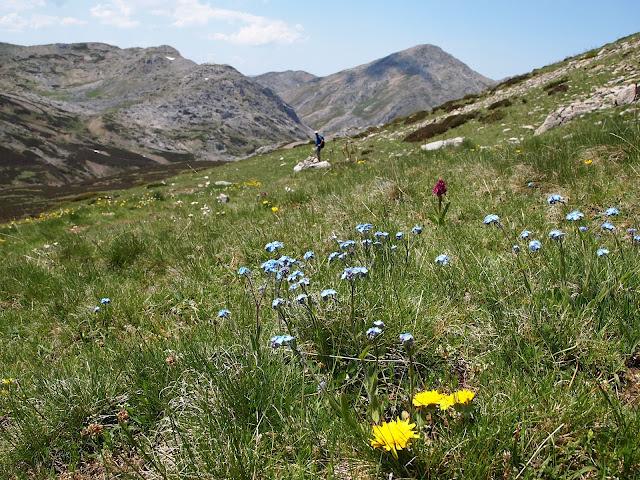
<box><xmin>1</xmin><ymin>35</ymin><xmax>640</xmax><ymax>479</ymax></box>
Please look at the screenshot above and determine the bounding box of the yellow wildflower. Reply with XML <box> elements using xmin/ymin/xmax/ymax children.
<box><xmin>262</xmin><ymin>200</ymin><xmax>270</xmax><ymax>205</ymax></box>
<box><xmin>584</xmin><ymin>159</ymin><xmax>593</xmax><ymax>165</ymax></box>
<box><xmin>271</xmin><ymin>206</ymin><xmax>279</xmax><ymax>213</ymax></box>
<box><xmin>412</xmin><ymin>390</ymin><xmax>444</xmax><ymax>407</ymax></box>
<box><xmin>452</xmin><ymin>389</ymin><xmax>476</xmax><ymax>405</ymax></box>
<box><xmin>438</xmin><ymin>394</ymin><xmax>456</xmax><ymax>411</ymax></box>
<box><xmin>1</xmin><ymin>378</ymin><xmax>14</xmax><ymax>386</ymax></box>
<box><xmin>370</xmin><ymin>418</ymin><xmax>420</xmax><ymax>458</ymax></box>
<box><xmin>357</xmin><ymin>160</ymin><xmax>366</xmax><ymax>164</ymax></box>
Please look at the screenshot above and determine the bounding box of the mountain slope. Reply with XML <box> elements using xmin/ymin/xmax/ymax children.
<box><xmin>252</xmin><ymin>70</ymin><xmax>318</xmax><ymax>97</ymax></box>
<box><xmin>0</xmin><ymin>42</ymin><xmax>309</xmax><ymax>189</ymax></box>
<box><xmin>254</xmin><ymin>44</ymin><xmax>494</xmax><ymax>134</ymax></box>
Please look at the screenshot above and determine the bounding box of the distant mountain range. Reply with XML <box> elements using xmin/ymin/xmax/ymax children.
<box><xmin>0</xmin><ymin>41</ymin><xmax>492</xmax><ymax>192</ymax></box>
<box><xmin>0</xmin><ymin>42</ymin><xmax>309</xmax><ymax>188</ymax></box>
<box><xmin>254</xmin><ymin>44</ymin><xmax>494</xmax><ymax>134</ymax></box>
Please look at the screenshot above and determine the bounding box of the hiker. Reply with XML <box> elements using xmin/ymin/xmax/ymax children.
<box><xmin>314</xmin><ymin>131</ymin><xmax>325</xmax><ymax>161</ymax></box>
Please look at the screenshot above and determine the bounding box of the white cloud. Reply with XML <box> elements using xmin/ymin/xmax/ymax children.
<box><xmin>0</xmin><ymin>0</ymin><xmax>46</xmax><ymax>11</ymax></box>
<box><xmin>210</xmin><ymin>20</ymin><xmax>303</xmax><ymax>46</ymax></box>
<box><xmin>90</xmin><ymin>0</ymin><xmax>139</xmax><ymax>28</ymax></box>
<box><xmin>171</xmin><ymin>0</ymin><xmax>255</xmax><ymax>27</ymax></box>
<box><xmin>0</xmin><ymin>11</ymin><xmax>86</xmax><ymax>31</ymax></box>
<box><xmin>60</xmin><ymin>16</ymin><xmax>86</xmax><ymax>26</ymax></box>
<box><xmin>0</xmin><ymin>12</ymin><xmax>26</xmax><ymax>30</ymax></box>
<box><xmin>170</xmin><ymin>0</ymin><xmax>304</xmax><ymax>46</ymax></box>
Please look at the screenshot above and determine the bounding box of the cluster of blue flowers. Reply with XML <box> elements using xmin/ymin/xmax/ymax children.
<box><xmin>223</xmin><ymin>203</ymin><xmax>638</xmax><ymax>359</ymax></box>
<box><xmin>566</xmin><ymin>210</ymin><xmax>584</xmax><ymax>222</ymax></box>
<box><xmin>547</xmin><ymin>194</ymin><xmax>564</xmax><ymax>205</ymax></box>
<box><xmin>325</xmin><ymin>223</ymin><xmax>425</xmax><ymax>263</ymax></box>
<box><xmin>341</xmin><ymin>266</ymin><xmax>369</xmax><ymax>281</ymax></box>
<box><xmin>93</xmin><ymin>297</ymin><xmax>111</xmax><ymax>313</ymax></box>
<box><xmin>225</xmin><ymin>222</ymin><xmax>427</xmax><ymax>350</ymax></box>
<box><xmin>483</xmin><ymin>214</ymin><xmax>501</xmax><ymax>226</ymax></box>
<box><xmin>434</xmin><ymin>254</ymin><xmax>451</xmax><ymax>266</ymax></box>
<box><xmin>366</xmin><ymin>320</ymin><xmax>385</xmax><ymax>340</ymax></box>
<box><xmin>548</xmin><ymin>230</ymin><xmax>566</xmax><ymax>241</ymax></box>
<box><xmin>265</xmin><ymin>241</ymin><xmax>284</xmax><ymax>253</ymax></box>
<box><xmin>320</xmin><ymin>288</ymin><xmax>337</xmax><ymax>300</ymax></box>
<box><xmin>270</xmin><ymin>334</ymin><xmax>295</xmax><ymax>349</ymax></box>
<box><xmin>491</xmin><ymin>199</ymin><xmax>635</xmax><ymax>258</ymax></box>
<box><xmin>399</xmin><ymin>332</ymin><xmax>415</xmax><ymax>347</ymax></box>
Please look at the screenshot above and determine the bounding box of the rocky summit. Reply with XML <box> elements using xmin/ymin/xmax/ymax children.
<box><xmin>0</xmin><ymin>42</ymin><xmax>310</xmax><ymax>189</ymax></box>
<box><xmin>254</xmin><ymin>44</ymin><xmax>494</xmax><ymax>135</ymax></box>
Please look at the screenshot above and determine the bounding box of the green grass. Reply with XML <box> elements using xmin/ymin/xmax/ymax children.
<box><xmin>1</xmin><ymin>35</ymin><xmax>640</xmax><ymax>479</ymax></box>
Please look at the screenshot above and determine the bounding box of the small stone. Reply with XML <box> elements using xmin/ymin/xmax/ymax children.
<box><xmin>217</xmin><ymin>193</ymin><xmax>230</xmax><ymax>203</ymax></box>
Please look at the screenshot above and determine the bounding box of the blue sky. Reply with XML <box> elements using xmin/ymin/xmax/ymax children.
<box><xmin>0</xmin><ymin>0</ymin><xmax>638</xmax><ymax>79</ymax></box>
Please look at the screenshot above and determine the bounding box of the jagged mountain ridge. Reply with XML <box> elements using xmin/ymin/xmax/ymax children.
<box><xmin>254</xmin><ymin>44</ymin><xmax>494</xmax><ymax>134</ymax></box>
<box><xmin>0</xmin><ymin>42</ymin><xmax>309</xmax><ymax>188</ymax></box>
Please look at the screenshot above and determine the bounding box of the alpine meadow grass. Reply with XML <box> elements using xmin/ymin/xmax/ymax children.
<box><xmin>2</xmin><ymin>46</ymin><xmax>640</xmax><ymax>479</ymax></box>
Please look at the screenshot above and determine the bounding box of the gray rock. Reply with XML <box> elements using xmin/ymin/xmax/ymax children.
<box><xmin>214</xmin><ymin>181</ymin><xmax>233</xmax><ymax>187</ymax></box>
<box><xmin>293</xmin><ymin>156</ymin><xmax>331</xmax><ymax>172</ymax></box>
<box><xmin>217</xmin><ymin>193</ymin><xmax>230</xmax><ymax>203</ymax></box>
<box><xmin>421</xmin><ymin>136</ymin><xmax>464</xmax><ymax>151</ymax></box>
<box><xmin>535</xmin><ymin>83</ymin><xmax>639</xmax><ymax>135</ymax></box>
<box><xmin>615</xmin><ymin>83</ymin><xmax>639</xmax><ymax>105</ymax></box>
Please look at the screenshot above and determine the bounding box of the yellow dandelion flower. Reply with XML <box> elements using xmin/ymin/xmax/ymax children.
<box><xmin>452</xmin><ymin>389</ymin><xmax>476</xmax><ymax>405</ymax></box>
<box><xmin>438</xmin><ymin>394</ymin><xmax>456</xmax><ymax>411</ymax></box>
<box><xmin>271</xmin><ymin>206</ymin><xmax>279</xmax><ymax>213</ymax></box>
<box><xmin>412</xmin><ymin>390</ymin><xmax>444</xmax><ymax>407</ymax></box>
<box><xmin>262</xmin><ymin>200</ymin><xmax>270</xmax><ymax>205</ymax></box>
<box><xmin>1</xmin><ymin>378</ymin><xmax>14</xmax><ymax>386</ymax></box>
<box><xmin>370</xmin><ymin>418</ymin><xmax>420</xmax><ymax>458</ymax></box>
<box><xmin>584</xmin><ymin>159</ymin><xmax>593</xmax><ymax>165</ymax></box>
<box><xmin>357</xmin><ymin>160</ymin><xmax>366</xmax><ymax>164</ymax></box>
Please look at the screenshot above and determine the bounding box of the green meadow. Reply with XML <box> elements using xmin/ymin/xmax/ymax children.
<box><xmin>1</xmin><ymin>35</ymin><xmax>640</xmax><ymax>479</ymax></box>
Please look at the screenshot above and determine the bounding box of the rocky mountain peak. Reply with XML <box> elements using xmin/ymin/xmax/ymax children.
<box><xmin>255</xmin><ymin>44</ymin><xmax>493</xmax><ymax>134</ymax></box>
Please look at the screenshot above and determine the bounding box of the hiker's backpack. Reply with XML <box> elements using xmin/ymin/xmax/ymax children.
<box><xmin>319</xmin><ymin>136</ymin><xmax>325</xmax><ymax>149</ymax></box>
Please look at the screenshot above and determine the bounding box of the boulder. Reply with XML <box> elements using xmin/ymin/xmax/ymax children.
<box><xmin>615</xmin><ymin>83</ymin><xmax>638</xmax><ymax>105</ymax></box>
<box><xmin>536</xmin><ymin>83</ymin><xmax>638</xmax><ymax>135</ymax></box>
<box><xmin>293</xmin><ymin>155</ymin><xmax>331</xmax><ymax>173</ymax></box>
<box><xmin>420</xmin><ymin>136</ymin><xmax>464</xmax><ymax>151</ymax></box>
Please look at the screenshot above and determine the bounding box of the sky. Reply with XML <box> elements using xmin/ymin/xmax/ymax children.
<box><xmin>0</xmin><ymin>0</ymin><xmax>638</xmax><ymax>79</ymax></box>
